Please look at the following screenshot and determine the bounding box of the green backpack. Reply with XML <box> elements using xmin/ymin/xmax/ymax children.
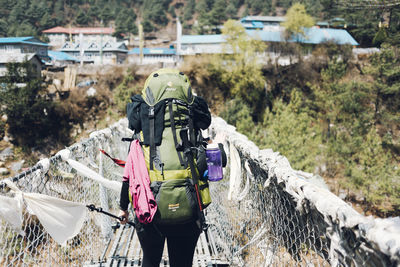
<box><xmin>126</xmin><ymin>68</ymin><xmax>211</xmax><ymax>226</ymax></box>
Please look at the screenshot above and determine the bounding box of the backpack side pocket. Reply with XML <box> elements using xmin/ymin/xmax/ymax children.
<box><xmin>151</xmin><ymin>179</ymin><xmax>197</xmax><ymax>225</ymax></box>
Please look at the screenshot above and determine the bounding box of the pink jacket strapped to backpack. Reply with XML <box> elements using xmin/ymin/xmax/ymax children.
<box><xmin>123</xmin><ymin>140</ymin><xmax>157</xmax><ymax>224</ymax></box>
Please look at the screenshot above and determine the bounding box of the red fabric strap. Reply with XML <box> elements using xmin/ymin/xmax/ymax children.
<box><xmin>100</xmin><ymin>149</ymin><xmax>126</xmax><ymax>167</ymax></box>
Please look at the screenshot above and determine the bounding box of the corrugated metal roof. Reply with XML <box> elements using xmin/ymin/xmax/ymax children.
<box><xmin>247</xmin><ymin>30</ymin><xmax>284</xmax><ymax>42</ymax></box>
<box><xmin>128</xmin><ymin>48</ymin><xmax>176</xmax><ymax>55</ymax></box>
<box><xmin>0</xmin><ymin>37</ymin><xmax>50</xmax><ymax>46</ymax></box>
<box><xmin>292</xmin><ymin>28</ymin><xmax>359</xmax><ymax>45</ymax></box>
<box><xmin>241</xmin><ymin>16</ymin><xmax>286</xmax><ymax>23</ymax></box>
<box><xmin>180</xmin><ymin>28</ymin><xmax>358</xmax><ymax>46</ymax></box>
<box><xmin>43</xmin><ymin>26</ymin><xmax>114</xmax><ymax>35</ymax></box>
<box><xmin>246</xmin><ymin>28</ymin><xmax>359</xmax><ymax>45</ymax></box>
<box><xmin>48</xmin><ymin>51</ymin><xmax>79</xmax><ymax>62</ymax></box>
<box><xmin>181</xmin><ymin>34</ymin><xmax>226</xmax><ymax>44</ymax></box>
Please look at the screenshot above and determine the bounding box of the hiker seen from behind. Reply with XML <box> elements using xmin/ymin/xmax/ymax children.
<box><xmin>118</xmin><ymin>68</ymin><xmax>227</xmax><ymax>267</ymax></box>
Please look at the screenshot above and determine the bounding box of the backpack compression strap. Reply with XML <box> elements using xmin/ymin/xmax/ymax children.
<box><xmin>149</xmin><ymin>106</ymin><xmax>155</xmax><ymax>170</ymax></box>
<box><xmin>179</xmin><ymin>128</ymin><xmax>207</xmax><ymax>231</ymax></box>
<box><xmin>168</xmin><ymin>101</ymin><xmax>185</xmax><ymax>167</ymax></box>
<box><xmin>188</xmin><ymin>107</ymin><xmax>196</xmax><ymax>147</ymax></box>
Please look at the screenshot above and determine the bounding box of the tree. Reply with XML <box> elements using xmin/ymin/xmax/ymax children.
<box><xmin>195</xmin><ymin>0</ymin><xmax>212</xmax><ymax>33</ymax></box>
<box><xmin>212</xmin><ymin>20</ymin><xmax>266</xmax><ymax>119</ymax></box>
<box><xmin>100</xmin><ymin>6</ymin><xmax>113</xmax><ymax>25</ymax></box>
<box><xmin>209</xmin><ymin>0</ymin><xmax>227</xmax><ymax>27</ymax></box>
<box><xmin>282</xmin><ymin>3</ymin><xmax>314</xmax><ymax>39</ymax></box>
<box><xmin>387</xmin><ymin>6</ymin><xmax>400</xmax><ymax>46</ymax></box>
<box><xmin>0</xmin><ymin>62</ymin><xmax>70</xmax><ymax>147</ymax></box>
<box><xmin>76</xmin><ymin>9</ymin><xmax>89</xmax><ymax>25</ymax></box>
<box><xmin>0</xmin><ymin>19</ymin><xmax>7</xmax><ymax>36</ymax></box>
<box><xmin>225</xmin><ymin>3</ymin><xmax>237</xmax><ymax>18</ymax></box>
<box><xmin>364</xmin><ymin>44</ymin><xmax>400</xmax><ymax>130</ymax></box>
<box><xmin>114</xmin><ymin>9</ymin><xmax>138</xmax><ymax>38</ymax></box>
<box><xmin>259</xmin><ymin>95</ymin><xmax>323</xmax><ymax>173</ymax></box>
<box><xmin>142</xmin><ymin>19</ymin><xmax>154</xmax><ymax>32</ymax></box>
<box><xmin>183</xmin><ymin>0</ymin><xmax>195</xmax><ymax>22</ymax></box>
<box><xmin>373</xmin><ymin>26</ymin><xmax>388</xmax><ymax>47</ymax></box>
<box><xmin>88</xmin><ymin>5</ymin><xmax>100</xmax><ymax>21</ymax></box>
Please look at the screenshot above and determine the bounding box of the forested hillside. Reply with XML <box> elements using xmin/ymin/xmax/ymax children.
<box><xmin>1</xmin><ymin>0</ymin><xmax>400</xmax><ymax>47</ymax></box>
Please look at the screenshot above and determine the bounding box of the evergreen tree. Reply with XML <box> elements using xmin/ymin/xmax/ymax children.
<box><xmin>0</xmin><ymin>0</ymin><xmax>14</xmax><ymax>17</ymax></box>
<box><xmin>88</xmin><ymin>5</ymin><xmax>101</xmax><ymax>21</ymax></box>
<box><xmin>365</xmin><ymin>44</ymin><xmax>400</xmax><ymax>130</ymax></box>
<box><xmin>225</xmin><ymin>3</ymin><xmax>237</xmax><ymax>18</ymax></box>
<box><xmin>183</xmin><ymin>0</ymin><xmax>195</xmax><ymax>21</ymax></box>
<box><xmin>53</xmin><ymin>0</ymin><xmax>65</xmax><ymax>25</ymax></box>
<box><xmin>209</xmin><ymin>0</ymin><xmax>227</xmax><ymax>27</ymax></box>
<box><xmin>343</xmin><ymin>8</ymin><xmax>380</xmax><ymax>47</ymax></box>
<box><xmin>39</xmin><ymin>12</ymin><xmax>55</xmax><ymax>31</ymax></box>
<box><xmin>100</xmin><ymin>6</ymin><xmax>113</xmax><ymax>25</ymax></box>
<box><xmin>372</xmin><ymin>26</ymin><xmax>388</xmax><ymax>47</ymax></box>
<box><xmin>0</xmin><ymin>19</ymin><xmax>7</xmax><ymax>37</ymax></box>
<box><xmin>260</xmin><ymin>95</ymin><xmax>322</xmax><ymax>173</ymax></box>
<box><xmin>195</xmin><ymin>0</ymin><xmax>211</xmax><ymax>33</ymax></box>
<box><xmin>26</xmin><ymin>0</ymin><xmax>48</xmax><ymax>26</ymax></box>
<box><xmin>387</xmin><ymin>6</ymin><xmax>400</xmax><ymax>46</ymax></box>
<box><xmin>142</xmin><ymin>19</ymin><xmax>154</xmax><ymax>32</ymax></box>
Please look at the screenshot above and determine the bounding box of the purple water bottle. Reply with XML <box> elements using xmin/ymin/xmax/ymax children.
<box><xmin>206</xmin><ymin>144</ymin><xmax>223</xmax><ymax>182</ymax></box>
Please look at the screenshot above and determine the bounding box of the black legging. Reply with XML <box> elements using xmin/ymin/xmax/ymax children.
<box><xmin>136</xmin><ymin>221</ymin><xmax>201</xmax><ymax>267</ymax></box>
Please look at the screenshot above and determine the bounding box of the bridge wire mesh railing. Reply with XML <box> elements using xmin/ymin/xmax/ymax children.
<box><xmin>0</xmin><ymin>117</ymin><xmax>399</xmax><ymax>267</ymax></box>
<box><xmin>0</xmin><ymin>119</ymin><xmax>131</xmax><ymax>266</ymax></box>
<box><xmin>206</xmin><ymin>117</ymin><xmax>400</xmax><ymax>267</ymax></box>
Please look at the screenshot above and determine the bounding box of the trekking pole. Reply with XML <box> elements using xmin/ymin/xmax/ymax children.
<box><xmin>86</xmin><ymin>204</ymin><xmax>135</xmax><ymax>227</ymax></box>
<box><xmin>179</xmin><ymin>128</ymin><xmax>208</xmax><ymax>231</ymax></box>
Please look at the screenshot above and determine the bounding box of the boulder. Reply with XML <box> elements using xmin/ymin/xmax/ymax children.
<box><xmin>0</xmin><ymin>147</ymin><xmax>13</xmax><ymax>160</ymax></box>
<box><xmin>11</xmin><ymin>160</ymin><xmax>24</xmax><ymax>172</ymax></box>
<box><xmin>0</xmin><ymin>167</ymin><xmax>10</xmax><ymax>175</ymax></box>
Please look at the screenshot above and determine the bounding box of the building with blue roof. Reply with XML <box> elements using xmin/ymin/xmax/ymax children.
<box><xmin>179</xmin><ymin>35</ymin><xmax>226</xmax><ymax>55</ymax></box>
<box><xmin>247</xmin><ymin>28</ymin><xmax>359</xmax><ymax>45</ymax></box>
<box><xmin>128</xmin><ymin>47</ymin><xmax>177</xmax><ymax>65</ymax></box>
<box><xmin>240</xmin><ymin>16</ymin><xmax>286</xmax><ymax>31</ymax></box>
<box><xmin>48</xmin><ymin>51</ymin><xmax>79</xmax><ymax>67</ymax></box>
<box><xmin>0</xmin><ymin>36</ymin><xmax>50</xmax><ymax>61</ymax></box>
<box><xmin>177</xmin><ymin>27</ymin><xmax>358</xmax><ymax>56</ymax></box>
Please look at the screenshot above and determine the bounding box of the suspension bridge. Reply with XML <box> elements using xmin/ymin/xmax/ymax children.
<box><xmin>0</xmin><ymin>117</ymin><xmax>399</xmax><ymax>266</ymax></box>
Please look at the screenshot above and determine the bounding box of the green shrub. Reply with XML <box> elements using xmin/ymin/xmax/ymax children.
<box><xmin>0</xmin><ymin>119</ymin><xmax>5</xmax><ymax>140</ymax></box>
<box><xmin>113</xmin><ymin>74</ymin><xmax>141</xmax><ymax>114</ymax></box>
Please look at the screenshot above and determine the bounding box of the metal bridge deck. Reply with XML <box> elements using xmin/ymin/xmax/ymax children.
<box><xmin>84</xmin><ymin>223</ymin><xmax>229</xmax><ymax>267</ymax></box>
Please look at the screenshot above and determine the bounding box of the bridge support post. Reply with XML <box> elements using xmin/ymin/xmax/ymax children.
<box><xmin>99</xmin><ymin>150</ymin><xmax>112</xmax><ymax>240</ymax></box>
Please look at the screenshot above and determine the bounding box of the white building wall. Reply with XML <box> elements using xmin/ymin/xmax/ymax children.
<box><xmin>48</xmin><ymin>34</ymin><xmax>67</xmax><ymax>48</ymax></box>
<box><xmin>46</xmin><ymin>33</ymin><xmax>116</xmax><ymax>48</ymax></box>
<box><xmin>128</xmin><ymin>55</ymin><xmax>176</xmax><ymax>65</ymax></box>
<box><xmin>64</xmin><ymin>51</ymin><xmax>125</xmax><ymax>65</ymax></box>
<box><xmin>0</xmin><ymin>44</ymin><xmax>48</xmax><ymax>56</ymax></box>
<box><xmin>180</xmin><ymin>43</ymin><xmax>223</xmax><ymax>55</ymax></box>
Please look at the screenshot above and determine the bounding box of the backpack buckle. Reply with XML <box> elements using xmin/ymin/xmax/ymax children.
<box><xmin>148</xmin><ymin>107</ymin><xmax>155</xmax><ymax>119</ymax></box>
